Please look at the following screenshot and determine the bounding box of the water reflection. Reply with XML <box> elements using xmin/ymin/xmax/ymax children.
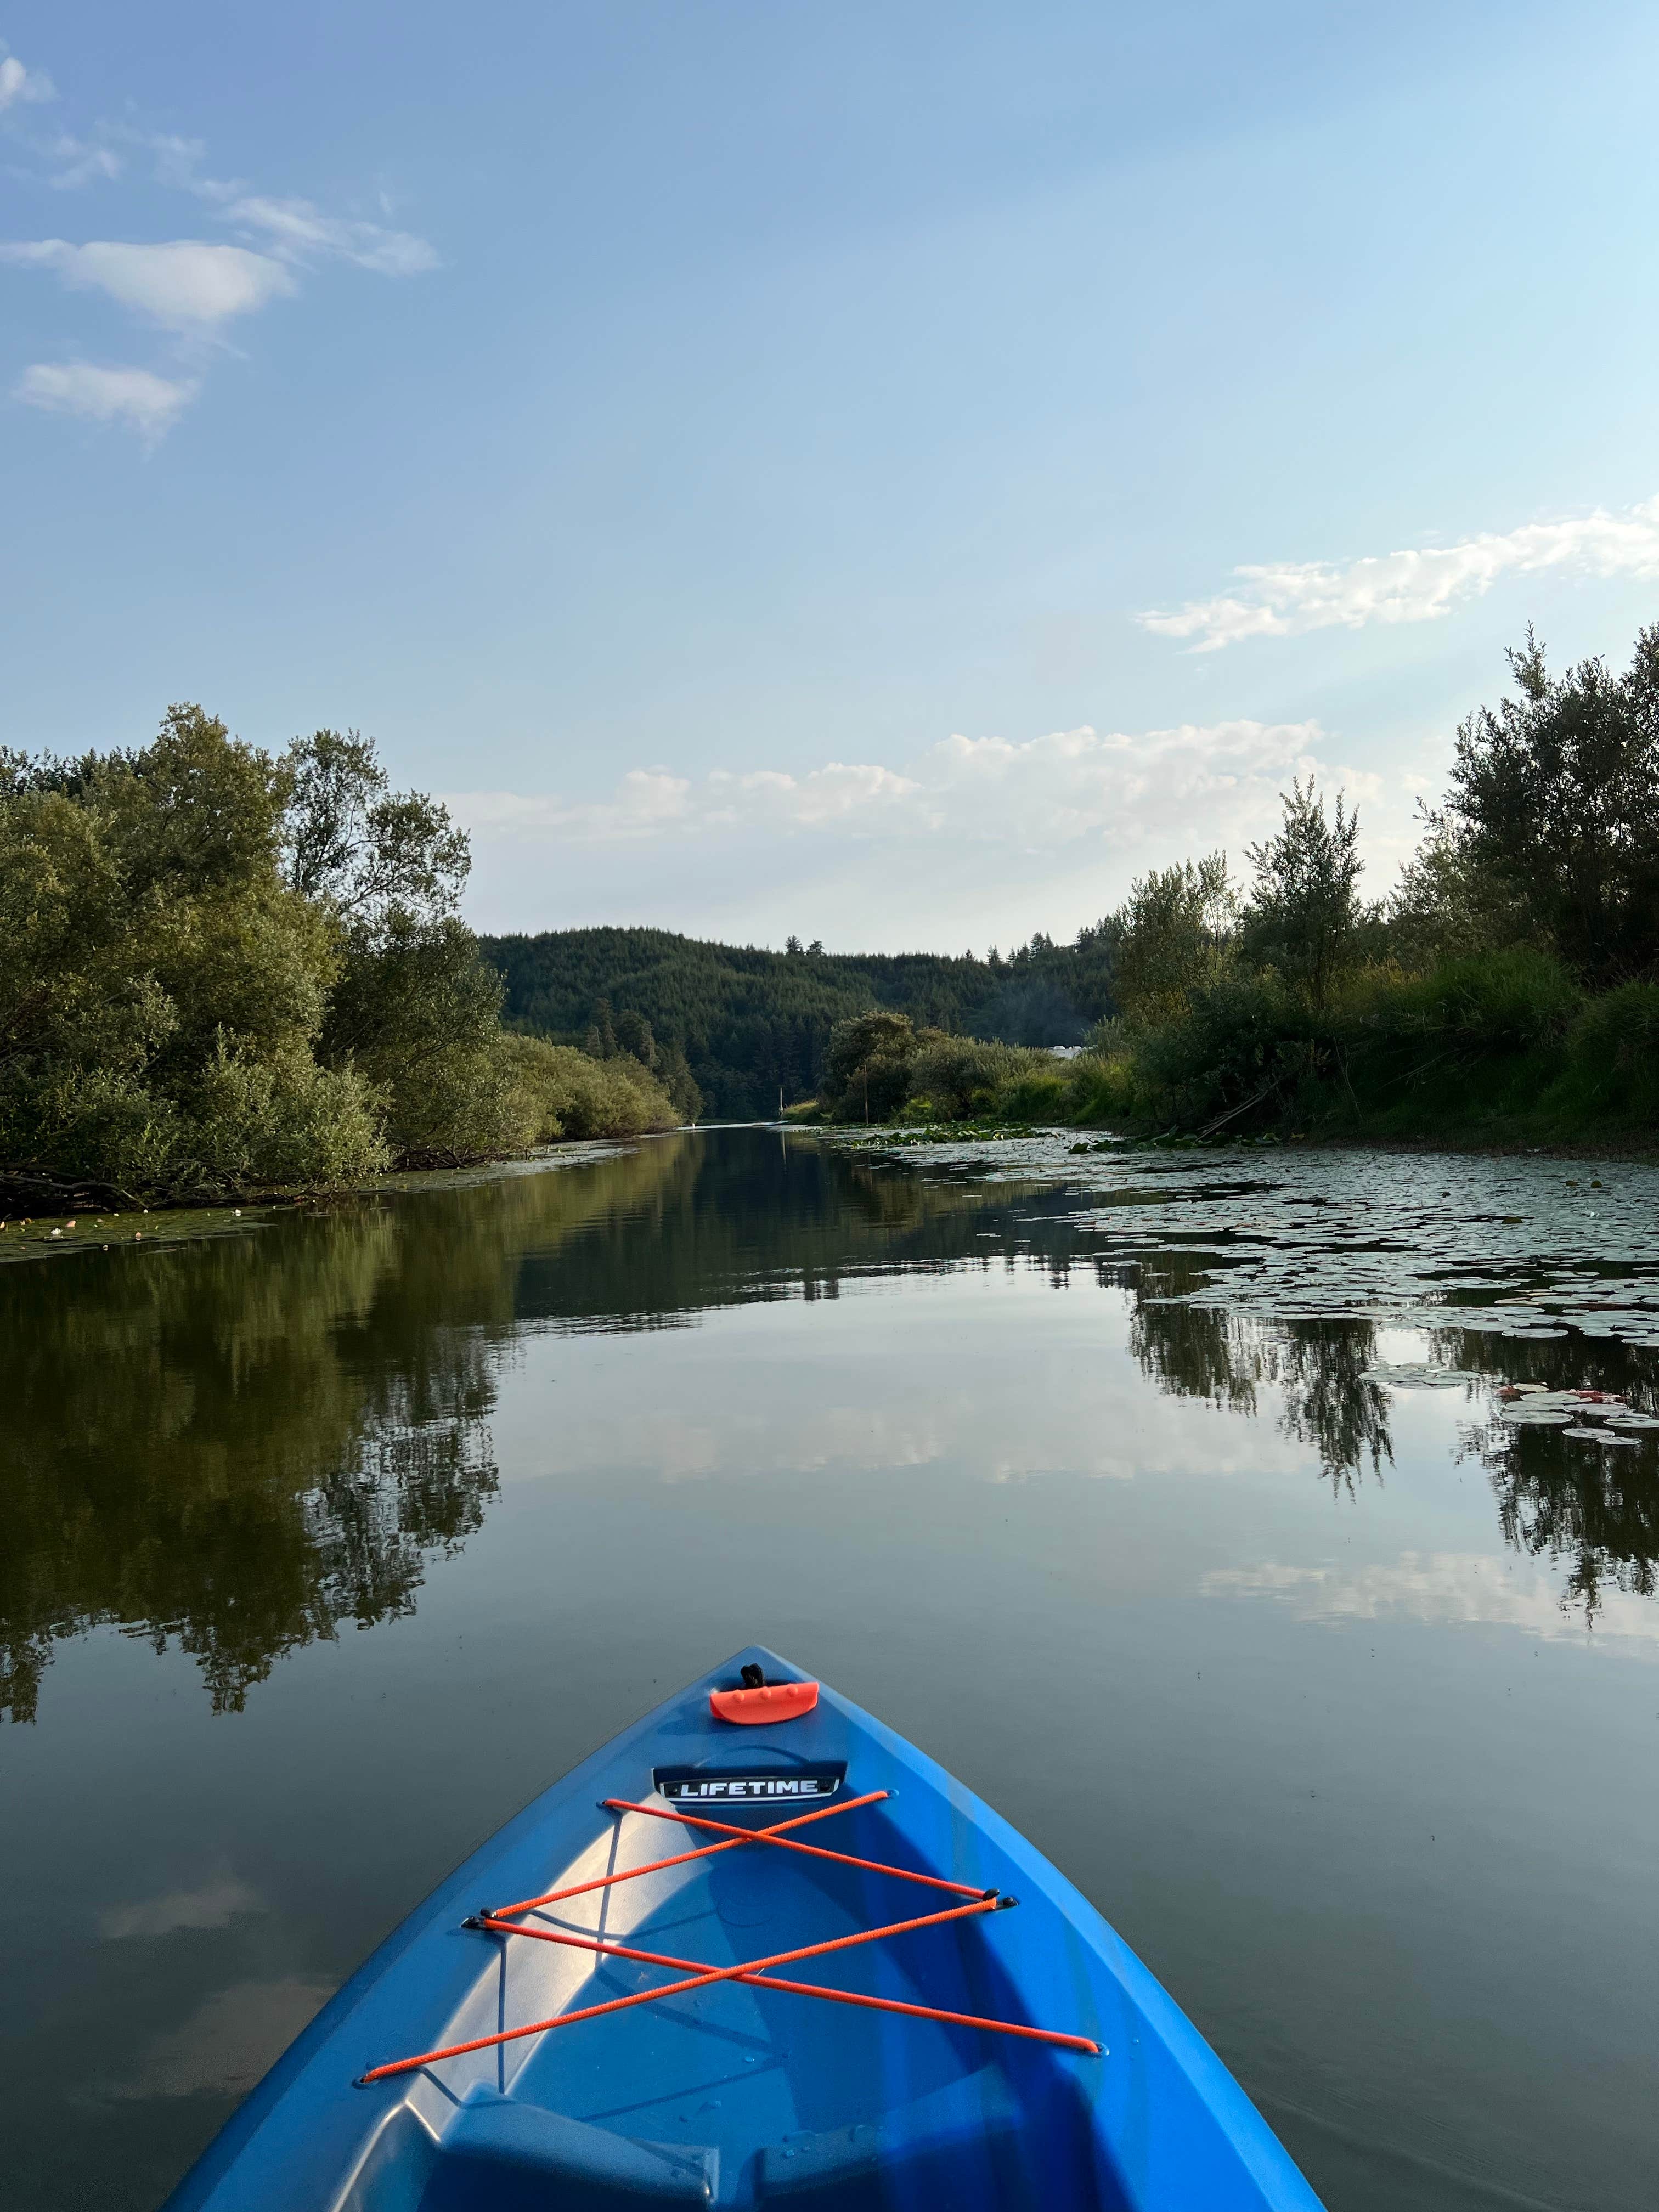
<box><xmin>1474</xmin><ymin>1417</ymin><xmax>1659</xmax><ymax>1621</ymax></box>
<box><xmin>7</xmin><ymin>1130</ymin><xmax>1659</xmax><ymax>1725</ymax></box>
<box><xmin>1130</xmin><ymin>1285</ymin><xmax>1394</xmax><ymax>1492</ymax></box>
<box><xmin>0</xmin><ymin>1209</ymin><xmax>499</xmax><ymax>1722</ymax></box>
<box><xmin>0</xmin><ymin>1136</ymin><xmax>1019</xmax><ymax>1720</ymax></box>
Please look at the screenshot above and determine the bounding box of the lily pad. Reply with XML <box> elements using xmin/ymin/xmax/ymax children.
<box><xmin>1361</xmin><ymin>1364</ymin><xmax>1478</xmax><ymax>1390</ymax></box>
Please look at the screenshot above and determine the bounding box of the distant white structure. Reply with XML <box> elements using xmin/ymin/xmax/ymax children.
<box><xmin>1046</xmin><ymin>1045</ymin><xmax>1085</xmax><ymax>1059</ymax></box>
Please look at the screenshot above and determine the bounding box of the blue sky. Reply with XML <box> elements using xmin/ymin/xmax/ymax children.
<box><xmin>5</xmin><ymin>2</ymin><xmax>1659</xmax><ymax>948</ymax></box>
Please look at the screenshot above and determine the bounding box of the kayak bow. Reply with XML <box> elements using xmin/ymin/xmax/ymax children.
<box><xmin>162</xmin><ymin>1646</ymin><xmax>1324</xmax><ymax>2210</ymax></box>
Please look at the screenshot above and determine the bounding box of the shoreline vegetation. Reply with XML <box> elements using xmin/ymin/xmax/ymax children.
<box><xmin>10</xmin><ymin>624</ymin><xmax>1659</xmax><ymax>1220</ymax></box>
<box><xmin>481</xmin><ymin>927</ymin><xmax>1114</xmax><ymax>1121</ymax></box>
<box><xmin>1</xmin><ymin>709</ymin><xmax>678</xmax><ymax>1215</ymax></box>
<box><xmin>800</xmin><ymin>628</ymin><xmax>1659</xmax><ymax>1155</ymax></box>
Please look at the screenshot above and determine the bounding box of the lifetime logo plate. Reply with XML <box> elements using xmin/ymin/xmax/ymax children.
<box><xmin>652</xmin><ymin>1765</ymin><xmax>845</xmax><ymax>1803</ymax></box>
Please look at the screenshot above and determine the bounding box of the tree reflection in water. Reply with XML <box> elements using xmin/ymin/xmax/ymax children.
<box><xmin>1</xmin><ymin>1216</ymin><xmax>498</xmax><ymax>1723</ymax></box>
<box><xmin>0</xmin><ymin>1136</ymin><xmax>1026</xmax><ymax>1722</ymax></box>
<box><xmin>0</xmin><ymin>1141</ymin><xmax>693</xmax><ymax>1722</ymax></box>
<box><xmin>1129</xmin><ymin>1259</ymin><xmax>1393</xmax><ymax>1493</ymax></box>
<box><xmin>1437</xmin><ymin>1326</ymin><xmax>1659</xmax><ymax>1623</ymax></box>
<box><xmin>8</xmin><ymin>1132</ymin><xmax>1659</xmax><ymax>1716</ymax></box>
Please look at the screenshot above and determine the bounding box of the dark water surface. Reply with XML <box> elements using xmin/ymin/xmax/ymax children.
<box><xmin>4</xmin><ymin>1127</ymin><xmax>1657</xmax><ymax>2211</ymax></box>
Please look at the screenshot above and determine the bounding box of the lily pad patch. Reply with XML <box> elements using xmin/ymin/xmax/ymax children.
<box><xmin>1361</xmin><ymin>1365</ymin><xmax>1480</xmax><ymax>1390</ymax></box>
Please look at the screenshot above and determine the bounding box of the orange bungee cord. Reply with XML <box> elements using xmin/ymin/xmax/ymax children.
<box><xmin>356</xmin><ymin>1790</ymin><xmax>1098</xmax><ymax>2084</ymax></box>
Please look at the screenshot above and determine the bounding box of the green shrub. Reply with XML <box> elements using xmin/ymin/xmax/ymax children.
<box><xmin>1134</xmin><ymin>973</ymin><xmax>1317</xmax><ymax>1131</ymax></box>
<box><xmin>1062</xmin><ymin>1052</ymin><xmax>1142</xmax><ymax>1127</ymax></box>
<box><xmin>1356</xmin><ymin>947</ymin><xmax>1579</xmax><ymax>1052</ymax></box>
<box><xmin>991</xmin><ymin>1069</ymin><xmax>1073</xmax><ymax>1122</ymax></box>
<box><xmin>1559</xmin><ymin>983</ymin><xmax>1659</xmax><ymax>1120</ymax></box>
<box><xmin>503</xmin><ymin>1035</ymin><xmax>678</xmax><ymax>1142</ymax></box>
<box><xmin>907</xmin><ymin>1035</ymin><xmax>1028</xmax><ymax>1118</ymax></box>
<box><xmin>0</xmin><ymin>708</ymin><xmax>674</xmax><ymax>1201</ymax></box>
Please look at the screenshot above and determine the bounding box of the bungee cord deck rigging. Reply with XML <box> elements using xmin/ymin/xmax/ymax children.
<box><xmin>357</xmin><ymin>1786</ymin><xmax>1099</xmax><ymax>2083</ymax></box>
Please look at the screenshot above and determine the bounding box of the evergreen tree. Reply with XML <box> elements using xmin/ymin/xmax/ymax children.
<box><xmin>613</xmin><ymin>1008</ymin><xmax>656</xmax><ymax>1066</ymax></box>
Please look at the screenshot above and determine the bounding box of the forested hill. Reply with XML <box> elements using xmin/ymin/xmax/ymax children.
<box><xmin>479</xmin><ymin>925</ymin><xmax>1118</xmax><ymax>1119</ymax></box>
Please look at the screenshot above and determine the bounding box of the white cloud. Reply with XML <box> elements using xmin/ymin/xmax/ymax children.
<box><xmin>146</xmin><ymin>132</ymin><xmax>210</xmax><ymax>190</ymax></box>
<box><xmin>14</xmin><ymin>360</ymin><xmax>199</xmax><ymax>438</ymax></box>
<box><xmin>451</xmin><ymin>720</ymin><xmax>1408</xmax><ymax>945</ymax></box>
<box><xmin>101</xmin><ymin>1875</ymin><xmax>263</xmax><ymax>1939</ymax></box>
<box><xmin>223</xmin><ymin>194</ymin><xmax>438</xmax><ymax>275</ymax></box>
<box><xmin>458</xmin><ymin>719</ymin><xmax>1329</xmax><ymax>853</ymax></box>
<box><xmin>1139</xmin><ymin>495</ymin><xmax>1659</xmax><ymax>651</ymax></box>
<box><xmin>0</xmin><ymin>50</ymin><xmax>55</xmax><ymax>110</ymax></box>
<box><xmin>0</xmin><ymin>64</ymin><xmax>436</xmax><ymax>438</ymax></box>
<box><xmin>1203</xmin><ymin>1551</ymin><xmax>1659</xmax><ymax>1649</ymax></box>
<box><xmin>0</xmin><ymin>236</ymin><xmax>295</xmax><ymax>328</ymax></box>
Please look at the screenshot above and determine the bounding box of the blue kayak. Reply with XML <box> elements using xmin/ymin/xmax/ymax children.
<box><xmin>162</xmin><ymin>1647</ymin><xmax>1325</xmax><ymax>2211</ymax></box>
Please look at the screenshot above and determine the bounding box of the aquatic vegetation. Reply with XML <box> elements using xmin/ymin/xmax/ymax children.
<box><xmin>1360</xmin><ymin>1364</ymin><xmax>1481</xmax><ymax>1389</ymax></box>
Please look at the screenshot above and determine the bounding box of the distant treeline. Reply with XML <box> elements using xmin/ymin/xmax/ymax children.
<box><xmin>1</xmin><ymin>709</ymin><xmax>676</xmax><ymax>1208</ymax></box>
<box><xmin>812</xmin><ymin>624</ymin><xmax>1659</xmax><ymax>1146</ymax></box>
<box><xmin>480</xmin><ymin>924</ymin><xmax>1119</xmax><ymax>1120</ymax></box>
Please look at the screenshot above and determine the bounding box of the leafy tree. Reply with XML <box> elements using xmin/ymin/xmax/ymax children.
<box><xmin>652</xmin><ymin>1039</ymin><xmax>703</xmax><ymax>1122</ymax></box>
<box><xmin>820</xmin><ymin>1011</ymin><xmax>917</xmax><ymax>1120</ymax></box>
<box><xmin>1113</xmin><ymin>854</ymin><xmax>1234</xmax><ymax>1025</ymax></box>
<box><xmin>0</xmin><ymin>709</ymin><xmax>658</xmax><ymax>1199</ymax></box>
<box><xmin>0</xmin><ymin>706</ymin><xmax>383</xmax><ymax>1200</ymax></box>
<box><xmin>283</xmin><ymin>727</ymin><xmax>469</xmax><ymax>918</ymax></box>
<box><xmin>1240</xmin><ymin>781</ymin><xmax>1363</xmax><ymax>1010</ymax></box>
<box><xmin>1386</xmin><ymin>810</ymin><xmax>1522</xmax><ymax>968</ymax></box>
<box><xmin>1441</xmin><ymin>627</ymin><xmax>1659</xmax><ymax>985</ymax></box>
<box><xmin>282</xmin><ymin>728</ymin><xmax>511</xmax><ymax>1164</ymax></box>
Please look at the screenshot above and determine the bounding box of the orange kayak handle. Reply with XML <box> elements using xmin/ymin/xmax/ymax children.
<box><xmin>709</xmin><ymin>1680</ymin><xmax>819</xmax><ymax>1725</ymax></box>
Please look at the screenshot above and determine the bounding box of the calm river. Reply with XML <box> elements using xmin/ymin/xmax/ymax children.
<box><xmin>4</xmin><ymin>1126</ymin><xmax>1657</xmax><ymax>2212</ymax></box>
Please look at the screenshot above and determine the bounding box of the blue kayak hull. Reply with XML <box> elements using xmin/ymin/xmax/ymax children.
<box><xmin>161</xmin><ymin>1649</ymin><xmax>1324</xmax><ymax>2210</ymax></box>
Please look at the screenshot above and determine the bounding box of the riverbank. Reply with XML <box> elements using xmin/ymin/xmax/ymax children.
<box><xmin>0</xmin><ymin>1138</ymin><xmax>660</xmax><ymax>1261</ymax></box>
<box><xmin>798</xmin><ymin>957</ymin><xmax>1659</xmax><ymax>1159</ymax></box>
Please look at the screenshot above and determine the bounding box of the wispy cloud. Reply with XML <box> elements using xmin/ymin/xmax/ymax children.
<box><xmin>14</xmin><ymin>360</ymin><xmax>199</xmax><ymax>440</ymax></box>
<box><xmin>0</xmin><ymin>47</ymin><xmax>437</xmax><ymax>439</ymax></box>
<box><xmin>1204</xmin><ymin>1551</ymin><xmax>1659</xmax><ymax>1649</ymax></box>
<box><xmin>1139</xmin><ymin>495</ymin><xmax>1659</xmax><ymax>651</ymax></box>
<box><xmin>100</xmin><ymin>1874</ymin><xmax>262</xmax><ymax>1940</ymax></box>
<box><xmin>0</xmin><ymin>47</ymin><xmax>55</xmax><ymax>110</ymax></box>
<box><xmin>219</xmin><ymin>194</ymin><xmax>439</xmax><ymax>275</ymax></box>
<box><xmin>0</xmin><ymin>238</ymin><xmax>294</xmax><ymax>328</ymax></box>
<box><xmin>45</xmin><ymin>134</ymin><xmax>122</xmax><ymax>189</ymax></box>
<box><xmin>458</xmin><ymin>719</ymin><xmax>1333</xmax><ymax>851</ymax></box>
<box><xmin>453</xmin><ymin>718</ymin><xmax>1408</xmax><ymax>944</ymax></box>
